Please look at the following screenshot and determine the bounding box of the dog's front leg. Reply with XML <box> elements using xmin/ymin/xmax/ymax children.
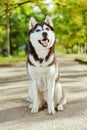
<box><xmin>31</xmin><ymin>81</ymin><xmax>39</xmax><ymax>114</ymax></box>
<box><xmin>47</xmin><ymin>80</ymin><xmax>55</xmax><ymax>114</ymax></box>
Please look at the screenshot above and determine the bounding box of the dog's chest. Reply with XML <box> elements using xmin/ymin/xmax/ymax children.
<box><xmin>29</xmin><ymin>66</ymin><xmax>49</xmax><ymax>91</ymax></box>
<box><xmin>37</xmin><ymin>76</ymin><xmax>47</xmax><ymax>91</ymax></box>
<box><xmin>28</xmin><ymin>65</ymin><xmax>51</xmax><ymax>79</ymax></box>
<box><xmin>28</xmin><ymin>58</ymin><xmax>58</xmax><ymax>91</ymax></box>
<box><xmin>28</xmin><ymin>64</ymin><xmax>56</xmax><ymax>91</ymax></box>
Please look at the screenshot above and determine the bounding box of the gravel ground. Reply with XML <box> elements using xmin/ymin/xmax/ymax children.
<box><xmin>0</xmin><ymin>56</ymin><xmax>87</xmax><ymax>130</ymax></box>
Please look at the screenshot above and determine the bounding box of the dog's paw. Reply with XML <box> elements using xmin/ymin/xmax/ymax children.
<box><xmin>57</xmin><ymin>105</ymin><xmax>63</xmax><ymax>111</ymax></box>
<box><xmin>48</xmin><ymin>108</ymin><xmax>56</xmax><ymax>115</ymax></box>
<box><xmin>31</xmin><ymin>108</ymin><xmax>38</xmax><ymax>114</ymax></box>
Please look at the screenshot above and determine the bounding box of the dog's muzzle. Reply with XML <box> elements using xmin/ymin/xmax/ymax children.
<box><xmin>42</xmin><ymin>32</ymin><xmax>48</xmax><ymax>38</ymax></box>
<box><xmin>38</xmin><ymin>38</ymin><xmax>49</xmax><ymax>47</ymax></box>
<box><xmin>38</xmin><ymin>32</ymin><xmax>49</xmax><ymax>47</ymax></box>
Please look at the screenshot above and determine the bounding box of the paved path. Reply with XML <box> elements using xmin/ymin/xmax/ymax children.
<box><xmin>0</xmin><ymin>56</ymin><xmax>87</xmax><ymax>130</ymax></box>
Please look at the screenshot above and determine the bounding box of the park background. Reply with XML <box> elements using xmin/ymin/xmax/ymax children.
<box><xmin>0</xmin><ymin>0</ymin><xmax>87</xmax><ymax>64</ymax></box>
<box><xmin>0</xmin><ymin>1</ymin><xmax>87</xmax><ymax>130</ymax></box>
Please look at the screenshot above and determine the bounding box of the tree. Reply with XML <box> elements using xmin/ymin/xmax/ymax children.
<box><xmin>0</xmin><ymin>0</ymin><xmax>87</xmax><ymax>56</ymax></box>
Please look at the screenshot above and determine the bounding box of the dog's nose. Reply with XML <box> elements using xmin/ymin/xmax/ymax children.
<box><xmin>42</xmin><ymin>32</ymin><xmax>47</xmax><ymax>38</ymax></box>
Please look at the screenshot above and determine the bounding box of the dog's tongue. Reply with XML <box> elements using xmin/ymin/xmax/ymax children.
<box><xmin>41</xmin><ymin>39</ymin><xmax>48</xmax><ymax>46</ymax></box>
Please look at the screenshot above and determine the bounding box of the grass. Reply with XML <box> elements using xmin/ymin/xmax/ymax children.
<box><xmin>0</xmin><ymin>52</ymin><xmax>26</xmax><ymax>65</ymax></box>
<box><xmin>0</xmin><ymin>49</ymin><xmax>87</xmax><ymax>66</ymax></box>
<box><xmin>65</xmin><ymin>54</ymin><xmax>87</xmax><ymax>63</ymax></box>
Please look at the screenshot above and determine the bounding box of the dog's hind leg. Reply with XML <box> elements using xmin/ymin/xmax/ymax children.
<box><xmin>54</xmin><ymin>82</ymin><xmax>67</xmax><ymax>111</ymax></box>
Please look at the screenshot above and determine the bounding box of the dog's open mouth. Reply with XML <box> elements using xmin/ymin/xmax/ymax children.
<box><xmin>39</xmin><ymin>38</ymin><xmax>49</xmax><ymax>47</ymax></box>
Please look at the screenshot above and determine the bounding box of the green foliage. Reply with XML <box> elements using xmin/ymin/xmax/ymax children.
<box><xmin>72</xmin><ymin>45</ymin><xmax>79</xmax><ymax>54</ymax></box>
<box><xmin>0</xmin><ymin>52</ymin><xmax>26</xmax><ymax>65</ymax></box>
<box><xmin>0</xmin><ymin>0</ymin><xmax>87</xmax><ymax>56</ymax></box>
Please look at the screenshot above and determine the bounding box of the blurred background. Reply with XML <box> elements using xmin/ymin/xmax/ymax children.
<box><xmin>0</xmin><ymin>0</ymin><xmax>87</xmax><ymax>64</ymax></box>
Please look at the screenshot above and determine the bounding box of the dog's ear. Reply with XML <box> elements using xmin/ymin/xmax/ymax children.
<box><xmin>45</xmin><ymin>15</ymin><xmax>53</xmax><ymax>27</ymax></box>
<box><xmin>29</xmin><ymin>17</ymin><xmax>37</xmax><ymax>30</ymax></box>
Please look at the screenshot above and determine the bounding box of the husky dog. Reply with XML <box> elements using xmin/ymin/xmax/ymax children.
<box><xmin>27</xmin><ymin>15</ymin><xmax>66</xmax><ymax>114</ymax></box>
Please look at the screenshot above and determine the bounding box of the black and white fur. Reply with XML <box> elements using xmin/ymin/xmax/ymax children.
<box><xmin>27</xmin><ymin>15</ymin><xmax>66</xmax><ymax>114</ymax></box>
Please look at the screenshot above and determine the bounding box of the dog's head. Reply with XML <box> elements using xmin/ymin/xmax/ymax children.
<box><xmin>28</xmin><ymin>15</ymin><xmax>55</xmax><ymax>49</ymax></box>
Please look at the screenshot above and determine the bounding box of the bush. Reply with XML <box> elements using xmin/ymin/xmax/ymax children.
<box><xmin>72</xmin><ymin>45</ymin><xmax>79</xmax><ymax>53</ymax></box>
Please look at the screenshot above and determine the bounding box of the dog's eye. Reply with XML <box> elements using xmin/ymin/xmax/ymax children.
<box><xmin>36</xmin><ymin>29</ymin><xmax>40</xmax><ymax>32</ymax></box>
<box><xmin>46</xmin><ymin>28</ymin><xmax>49</xmax><ymax>31</ymax></box>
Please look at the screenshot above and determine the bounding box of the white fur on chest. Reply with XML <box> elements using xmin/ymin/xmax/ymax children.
<box><xmin>27</xmin><ymin>63</ymin><xmax>58</xmax><ymax>91</ymax></box>
<box><xmin>28</xmin><ymin>63</ymin><xmax>56</xmax><ymax>79</ymax></box>
<box><xmin>35</xmin><ymin>46</ymin><xmax>49</xmax><ymax>59</ymax></box>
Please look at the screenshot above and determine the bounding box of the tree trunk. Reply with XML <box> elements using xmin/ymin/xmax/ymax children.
<box><xmin>6</xmin><ymin>3</ymin><xmax>12</xmax><ymax>57</ymax></box>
